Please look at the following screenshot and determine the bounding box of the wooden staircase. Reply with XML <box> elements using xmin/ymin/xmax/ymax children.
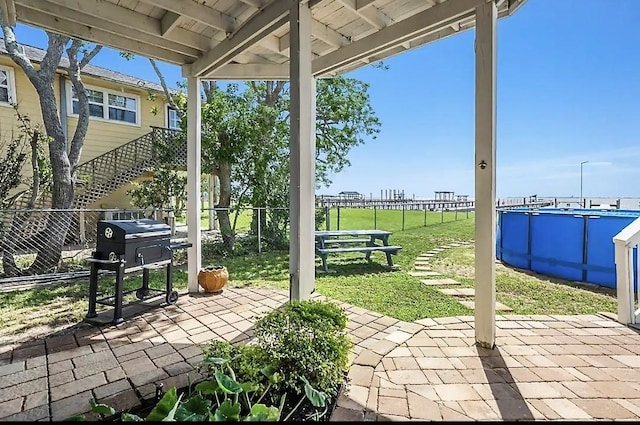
<box><xmin>0</xmin><ymin>127</ymin><xmax>185</xmax><ymax>253</ymax></box>
<box><xmin>73</xmin><ymin>126</ymin><xmax>185</xmax><ymax>208</ymax></box>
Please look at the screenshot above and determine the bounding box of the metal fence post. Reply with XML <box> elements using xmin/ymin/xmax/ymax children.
<box><xmin>441</xmin><ymin>207</ymin><xmax>444</xmax><ymax>223</ymax></box>
<box><xmin>455</xmin><ymin>208</ymin><xmax>458</xmax><ymax>221</ymax></box>
<box><xmin>337</xmin><ymin>205</ymin><xmax>341</xmax><ymax>230</ymax></box>
<box><xmin>257</xmin><ymin>207</ymin><xmax>262</xmax><ymax>254</ymax></box>
<box><xmin>374</xmin><ymin>205</ymin><xmax>377</xmax><ymax>229</ymax></box>
<box><xmin>325</xmin><ymin>206</ymin><xmax>330</xmax><ymax>230</ymax></box>
<box><xmin>466</xmin><ymin>205</ymin><xmax>469</xmax><ymax>219</ymax></box>
<box><xmin>424</xmin><ymin>208</ymin><xmax>427</xmax><ymax>227</ymax></box>
<box><xmin>402</xmin><ymin>203</ymin><xmax>405</xmax><ymax>231</ymax></box>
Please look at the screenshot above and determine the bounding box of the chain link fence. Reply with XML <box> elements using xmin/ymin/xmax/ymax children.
<box><xmin>0</xmin><ymin>206</ymin><xmax>291</xmax><ymax>279</ymax></box>
<box><xmin>0</xmin><ymin>203</ymin><xmax>474</xmax><ymax>280</ymax></box>
<box><xmin>318</xmin><ymin>204</ymin><xmax>474</xmax><ymax>233</ymax></box>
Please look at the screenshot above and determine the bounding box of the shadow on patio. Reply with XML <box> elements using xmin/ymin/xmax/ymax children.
<box><xmin>2</xmin><ymin>287</ymin><xmax>640</xmax><ymax>421</ymax></box>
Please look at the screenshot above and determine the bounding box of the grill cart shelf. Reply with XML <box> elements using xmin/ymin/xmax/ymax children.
<box><xmin>85</xmin><ymin>219</ymin><xmax>191</xmax><ymax>325</ymax></box>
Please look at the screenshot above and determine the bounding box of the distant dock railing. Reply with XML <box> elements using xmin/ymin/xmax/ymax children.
<box><xmin>315</xmin><ymin>197</ymin><xmax>554</xmax><ymax>211</ymax></box>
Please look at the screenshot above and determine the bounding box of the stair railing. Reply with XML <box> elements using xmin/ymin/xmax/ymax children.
<box><xmin>614</xmin><ymin>217</ymin><xmax>640</xmax><ymax>325</ymax></box>
<box><xmin>73</xmin><ymin>127</ymin><xmax>184</xmax><ymax>208</ymax></box>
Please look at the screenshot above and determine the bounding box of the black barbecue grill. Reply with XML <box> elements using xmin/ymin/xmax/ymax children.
<box><xmin>85</xmin><ymin>219</ymin><xmax>191</xmax><ymax>325</ymax></box>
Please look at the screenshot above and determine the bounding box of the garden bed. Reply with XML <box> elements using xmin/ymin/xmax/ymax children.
<box><xmin>100</xmin><ymin>381</ymin><xmax>343</xmax><ymax>422</ymax></box>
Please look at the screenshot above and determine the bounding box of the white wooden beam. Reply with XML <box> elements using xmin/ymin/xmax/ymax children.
<box><xmin>0</xmin><ymin>0</ymin><xmax>16</xmax><ymax>26</ymax></box>
<box><xmin>15</xmin><ymin>4</ymin><xmax>192</xmax><ymax>64</ymax></box>
<box><xmin>186</xmin><ymin>0</ymin><xmax>290</xmax><ymax>77</ymax></box>
<box><xmin>203</xmin><ymin>16</ymin><xmax>471</xmax><ymax>80</ymax></box>
<box><xmin>186</xmin><ymin>75</ymin><xmax>202</xmax><ymax>294</ymax></box>
<box><xmin>339</xmin><ymin>0</ymin><xmax>390</xmax><ymax>30</ymax></box>
<box><xmin>311</xmin><ymin>19</ymin><xmax>350</xmax><ymax>48</ymax></box>
<box><xmin>289</xmin><ymin>0</ymin><xmax>316</xmax><ymax>301</ymax></box>
<box><xmin>18</xmin><ymin>0</ymin><xmax>202</xmax><ymax>58</ymax></box>
<box><xmin>314</xmin><ymin>0</ymin><xmax>481</xmax><ymax>75</ymax></box>
<box><xmin>356</xmin><ymin>0</ymin><xmax>377</xmax><ymax>9</ymax></box>
<box><xmin>40</xmin><ymin>0</ymin><xmax>211</xmax><ymax>51</ymax></box>
<box><xmin>239</xmin><ymin>0</ymin><xmax>263</xmax><ymax>8</ymax></box>
<box><xmin>474</xmin><ymin>0</ymin><xmax>497</xmax><ymax>349</ymax></box>
<box><xmin>138</xmin><ymin>0</ymin><xmax>235</xmax><ymax>33</ymax></box>
<box><xmin>161</xmin><ymin>11</ymin><xmax>182</xmax><ymax>36</ymax></box>
<box><xmin>205</xmin><ymin>63</ymin><xmax>289</xmax><ymax>80</ymax></box>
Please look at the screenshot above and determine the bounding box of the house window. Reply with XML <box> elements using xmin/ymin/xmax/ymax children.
<box><xmin>167</xmin><ymin>106</ymin><xmax>180</xmax><ymax>130</ymax></box>
<box><xmin>72</xmin><ymin>88</ymin><xmax>104</xmax><ymax>118</ymax></box>
<box><xmin>69</xmin><ymin>82</ymin><xmax>139</xmax><ymax>125</ymax></box>
<box><xmin>0</xmin><ymin>66</ymin><xmax>16</xmax><ymax>105</ymax></box>
<box><xmin>108</xmin><ymin>94</ymin><xmax>137</xmax><ymax>124</ymax></box>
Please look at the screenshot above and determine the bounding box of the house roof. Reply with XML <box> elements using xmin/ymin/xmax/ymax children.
<box><xmin>0</xmin><ymin>40</ymin><xmax>169</xmax><ymax>93</ymax></box>
<box><xmin>11</xmin><ymin>0</ymin><xmax>528</xmax><ymax>80</ymax></box>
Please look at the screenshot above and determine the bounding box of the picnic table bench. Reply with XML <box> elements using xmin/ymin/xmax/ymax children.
<box><xmin>315</xmin><ymin>230</ymin><xmax>402</xmax><ymax>272</ymax></box>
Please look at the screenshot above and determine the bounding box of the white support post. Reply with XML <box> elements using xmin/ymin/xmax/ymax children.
<box><xmin>615</xmin><ymin>240</ymin><xmax>634</xmax><ymax>324</ymax></box>
<box><xmin>289</xmin><ymin>0</ymin><xmax>316</xmax><ymax>301</ymax></box>
<box><xmin>474</xmin><ymin>0</ymin><xmax>497</xmax><ymax>349</ymax></box>
<box><xmin>187</xmin><ymin>76</ymin><xmax>202</xmax><ymax>293</ymax></box>
<box><xmin>208</xmin><ymin>173</ymin><xmax>216</xmax><ymax>231</ymax></box>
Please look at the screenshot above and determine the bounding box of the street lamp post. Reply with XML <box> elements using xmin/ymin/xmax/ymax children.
<box><xmin>580</xmin><ymin>160</ymin><xmax>589</xmax><ymax>208</ymax></box>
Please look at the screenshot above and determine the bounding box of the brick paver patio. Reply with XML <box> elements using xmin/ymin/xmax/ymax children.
<box><xmin>1</xmin><ymin>287</ymin><xmax>640</xmax><ymax>421</ymax></box>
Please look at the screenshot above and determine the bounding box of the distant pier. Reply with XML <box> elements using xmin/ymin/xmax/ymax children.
<box><xmin>315</xmin><ymin>197</ymin><xmax>554</xmax><ymax>211</ymax></box>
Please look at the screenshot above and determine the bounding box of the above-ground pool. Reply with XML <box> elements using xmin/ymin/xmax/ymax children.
<box><xmin>496</xmin><ymin>208</ymin><xmax>640</xmax><ymax>288</ymax></box>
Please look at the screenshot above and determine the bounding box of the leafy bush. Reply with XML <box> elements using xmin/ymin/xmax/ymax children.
<box><xmin>202</xmin><ymin>341</ymin><xmax>270</xmax><ymax>391</ymax></box>
<box><xmin>203</xmin><ymin>300</ymin><xmax>351</xmax><ymax>403</ymax></box>
<box><xmin>253</xmin><ymin>300</ymin><xmax>352</xmax><ymax>396</ymax></box>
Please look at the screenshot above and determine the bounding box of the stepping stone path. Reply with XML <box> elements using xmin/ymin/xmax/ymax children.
<box><xmin>440</xmin><ymin>288</ymin><xmax>476</xmax><ymax>296</ymax></box>
<box><xmin>411</xmin><ymin>240</ymin><xmax>513</xmax><ymax>312</ymax></box>
<box><xmin>420</xmin><ymin>279</ymin><xmax>459</xmax><ymax>286</ymax></box>
<box><xmin>408</xmin><ymin>271</ymin><xmax>441</xmax><ymax>277</ymax></box>
<box><xmin>458</xmin><ymin>300</ymin><xmax>513</xmax><ymax>311</ymax></box>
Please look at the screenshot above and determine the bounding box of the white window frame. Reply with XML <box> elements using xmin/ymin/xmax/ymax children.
<box><xmin>0</xmin><ymin>65</ymin><xmax>17</xmax><ymax>107</ymax></box>
<box><xmin>166</xmin><ymin>103</ymin><xmax>180</xmax><ymax>130</ymax></box>
<box><xmin>66</xmin><ymin>81</ymin><xmax>141</xmax><ymax>127</ymax></box>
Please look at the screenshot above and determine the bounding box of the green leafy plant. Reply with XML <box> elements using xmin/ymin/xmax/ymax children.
<box><xmin>69</xmin><ymin>357</ymin><xmax>326</xmax><ymax>422</ymax></box>
<box><xmin>253</xmin><ymin>300</ymin><xmax>352</xmax><ymax>397</ymax></box>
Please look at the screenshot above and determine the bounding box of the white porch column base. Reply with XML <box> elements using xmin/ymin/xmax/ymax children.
<box><xmin>187</xmin><ymin>76</ymin><xmax>202</xmax><ymax>293</ymax></box>
<box><xmin>474</xmin><ymin>0</ymin><xmax>497</xmax><ymax>349</ymax></box>
<box><xmin>289</xmin><ymin>0</ymin><xmax>316</xmax><ymax>301</ymax></box>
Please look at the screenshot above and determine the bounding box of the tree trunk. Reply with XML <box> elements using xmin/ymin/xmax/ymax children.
<box><xmin>216</xmin><ymin>161</ymin><xmax>235</xmax><ymax>249</ymax></box>
<box><xmin>20</xmin><ymin>81</ymin><xmax>74</xmax><ymax>273</ymax></box>
<box><xmin>250</xmin><ymin>193</ymin><xmax>268</xmax><ymax>236</ymax></box>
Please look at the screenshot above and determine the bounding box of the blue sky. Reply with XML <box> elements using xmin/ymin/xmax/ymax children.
<box><xmin>12</xmin><ymin>0</ymin><xmax>640</xmax><ymax>199</ymax></box>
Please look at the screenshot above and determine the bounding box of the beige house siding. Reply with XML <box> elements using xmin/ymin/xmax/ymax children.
<box><xmin>0</xmin><ymin>56</ymin><xmax>51</xmax><ymax>141</ymax></box>
<box><xmin>65</xmin><ymin>74</ymin><xmax>167</xmax><ymax>164</ymax></box>
<box><xmin>0</xmin><ymin>56</ymin><xmax>172</xmax><ymax>208</ymax></box>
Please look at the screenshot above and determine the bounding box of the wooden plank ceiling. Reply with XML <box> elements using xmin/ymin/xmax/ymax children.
<box><xmin>10</xmin><ymin>0</ymin><xmax>527</xmax><ymax>79</ymax></box>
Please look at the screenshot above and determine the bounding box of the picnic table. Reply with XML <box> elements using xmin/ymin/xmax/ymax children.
<box><xmin>315</xmin><ymin>229</ymin><xmax>402</xmax><ymax>272</ymax></box>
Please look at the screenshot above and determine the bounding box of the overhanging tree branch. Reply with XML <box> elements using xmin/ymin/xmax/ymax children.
<box><xmin>67</xmin><ymin>39</ymin><xmax>100</xmax><ymax>169</ymax></box>
<box><xmin>148</xmin><ymin>57</ymin><xmax>184</xmax><ymax>119</ymax></box>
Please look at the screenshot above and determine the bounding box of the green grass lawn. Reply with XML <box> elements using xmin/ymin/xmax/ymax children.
<box><xmin>0</xmin><ymin>208</ymin><xmax>617</xmax><ymax>341</ymax></box>
<box><xmin>177</xmin><ymin>205</ymin><xmax>469</xmax><ymax>234</ymax></box>
<box><xmin>325</xmin><ymin>208</ymin><xmax>471</xmax><ymax>232</ymax></box>
<box><xmin>429</xmin><ymin>246</ymin><xmax>617</xmax><ymax>315</ymax></box>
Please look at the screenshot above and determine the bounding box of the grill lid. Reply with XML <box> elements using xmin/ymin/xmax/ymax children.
<box><xmin>97</xmin><ymin>219</ymin><xmax>171</xmax><ymax>242</ymax></box>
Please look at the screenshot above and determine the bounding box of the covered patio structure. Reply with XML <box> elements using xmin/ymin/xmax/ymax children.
<box><xmin>5</xmin><ymin>0</ymin><xmax>527</xmax><ymax>349</ymax></box>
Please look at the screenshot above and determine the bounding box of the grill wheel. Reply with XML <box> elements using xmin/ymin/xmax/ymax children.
<box><xmin>135</xmin><ymin>288</ymin><xmax>149</xmax><ymax>300</ymax></box>
<box><xmin>166</xmin><ymin>291</ymin><xmax>179</xmax><ymax>305</ymax></box>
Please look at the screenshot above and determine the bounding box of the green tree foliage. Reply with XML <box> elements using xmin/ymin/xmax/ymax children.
<box><xmin>127</xmin><ymin>168</ymin><xmax>187</xmax><ymax>216</ymax></box>
<box><xmin>0</xmin><ymin>108</ymin><xmax>52</xmax><ymax>209</ymax></box>
<box><xmin>0</xmin><ymin>134</ymin><xmax>27</xmax><ymax>210</ymax></box>
<box><xmin>203</xmin><ymin>78</ymin><xmax>380</xmax><ymax>250</ymax></box>
<box><xmin>136</xmin><ymin>74</ymin><xmax>380</xmax><ymax>251</ymax></box>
